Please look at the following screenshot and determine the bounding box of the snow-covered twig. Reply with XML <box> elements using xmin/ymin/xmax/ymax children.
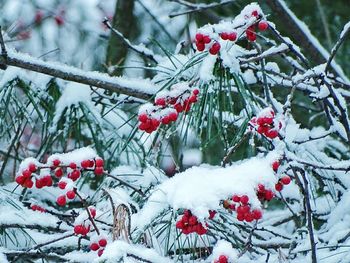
<box><xmin>103</xmin><ymin>19</ymin><xmax>159</xmax><ymax>64</ymax></box>
<box><xmin>169</xmin><ymin>0</ymin><xmax>236</xmax><ymax>18</ymax></box>
<box><xmin>325</xmin><ymin>21</ymin><xmax>350</xmax><ymax>74</ymax></box>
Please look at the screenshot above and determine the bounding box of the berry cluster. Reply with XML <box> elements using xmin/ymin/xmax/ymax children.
<box><xmin>89</xmin><ymin>235</ymin><xmax>108</xmax><ymax>257</ymax></box>
<box><xmin>194</xmin><ymin>4</ymin><xmax>269</xmax><ymax>54</ymax></box>
<box><xmin>15</xmin><ymin>163</ymin><xmax>39</xmax><ymax>188</ymax></box>
<box><xmin>250</xmin><ymin>108</ymin><xmax>281</xmax><ymax>139</ymax></box>
<box><xmin>138</xmin><ymin>83</ymin><xmax>199</xmax><ymax>133</ymax></box>
<box><xmin>272</xmin><ymin>160</ymin><xmax>292</xmax><ymax>192</ymax></box>
<box><xmin>175</xmin><ymin>210</ymin><xmax>207</xmax><ymax>235</ymax></box>
<box><xmin>30</xmin><ymin>204</ymin><xmax>46</xmax><ymax>213</ymax></box>
<box><xmin>245</xmin><ymin>11</ymin><xmax>269</xmax><ymax>41</ymax></box>
<box><xmin>231</xmin><ymin>195</ymin><xmax>263</xmax><ymax>222</ymax></box>
<box><xmin>73</xmin><ymin>207</ymin><xmax>96</xmax><ymax>236</ymax></box>
<box><xmin>56</xmin><ymin>180</ymin><xmax>76</xmax><ymax>206</ymax></box>
<box><xmin>214</xmin><ymin>255</ymin><xmax>229</xmax><ymax>263</ymax></box>
<box><xmin>256</xmin><ymin>184</ymin><xmax>275</xmax><ymax>202</ymax></box>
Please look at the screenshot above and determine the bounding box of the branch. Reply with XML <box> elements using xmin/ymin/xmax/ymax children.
<box><xmin>325</xmin><ymin>21</ymin><xmax>350</xmax><ymax>74</ymax></box>
<box><xmin>0</xmin><ymin>223</ymin><xmax>66</xmax><ymax>232</ymax></box>
<box><xmin>103</xmin><ymin>19</ymin><xmax>159</xmax><ymax>64</ymax></box>
<box><xmin>169</xmin><ymin>0</ymin><xmax>236</xmax><ymax>18</ymax></box>
<box><xmin>0</xmin><ymin>32</ymin><xmax>154</xmax><ymax>101</ymax></box>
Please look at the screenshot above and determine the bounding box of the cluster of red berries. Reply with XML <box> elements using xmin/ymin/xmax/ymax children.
<box><xmin>74</xmin><ymin>207</ymin><xmax>96</xmax><ymax>236</ymax></box>
<box><xmin>175</xmin><ymin>210</ymin><xmax>207</xmax><ymax>235</ymax></box>
<box><xmin>194</xmin><ymin>33</ymin><xmax>221</xmax><ymax>55</ymax></box>
<box><xmin>231</xmin><ymin>194</ymin><xmax>263</xmax><ymax>222</ymax></box>
<box><xmin>220</xmin><ymin>32</ymin><xmax>237</xmax><ymax>42</ymax></box>
<box><xmin>138</xmin><ymin>88</ymin><xmax>199</xmax><ymax>133</ymax></box>
<box><xmin>30</xmin><ymin>204</ymin><xmax>46</xmax><ymax>213</ymax></box>
<box><xmin>272</xmin><ymin>160</ymin><xmax>291</xmax><ymax>192</ymax></box>
<box><xmin>244</xmin><ymin>10</ymin><xmax>269</xmax><ymax>41</ymax></box>
<box><xmin>15</xmin><ymin>163</ymin><xmax>39</xmax><ymax>188</ymax></box>
<box><xmin>56</xmin><ymin>187</ymin><xmax>76</xmax><ymax>206</ymax></box>
<box><xmin>74</xmin><ymin>224</ymin><xmax>91</xmax><ymax>236</ymax></box>
<box><xmin>89</xmin><ymin>237</ymin><xmax>107</xmax><ymax>257</ymax></box>
<box><xmin>250</xmin><ymin>108</ymin><xmax>281</xmax><ymax>139</ymax></box>
<box><xmin>214</xmin><ymin>255</ymin><xmax>229</xmax><ymax>263</ymax></box>
<box><xmin>256</xmin><ymin>184</ymin><xmax>275</xmax><ymax>202</ymax></box>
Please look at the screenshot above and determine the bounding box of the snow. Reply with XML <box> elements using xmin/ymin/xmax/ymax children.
<box><xmin>133</xmin><ymin>151</ymin><xmax>281</xmax><ymax>231</ymax></box>
<box><xmin>97</xmin><ymin>240</ymin><xmax>172</xmax><ymax>263</ymax></box>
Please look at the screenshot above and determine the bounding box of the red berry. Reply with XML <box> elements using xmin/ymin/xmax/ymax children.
<box><xmin>22</xmin><ymin>170</ymin><xmax>31</xmax><ymax>178</ymax></box>
<box><xmin>189</xmin><ymin>95</ymin><xmax>197</xmax><ymax>103</ymax></box>
<box><xmin>43</xmin><ymin>175</ymin><xmax>53</xmax><ymax>186</ymax></box>
<box><xmin>28</xmin><ymin>163</ymin><xmax>37</xmax><ymax>173</ymax></box>
<box><xmin>209</xmin><ymin>42</ymin><xmax>221</xmax><ymax>55</ymax></box>
<box><xmin>266</xmin><ymin>129</ymin><xmax>279</xmax><ymax>139</ymax></box>
<box><xmin>257</xmin><ymin>184</ymin><xmax>265</xmax><ymax>192</ymax></box>
<box><xmin>188</xmin><ymin>216</ymin><xmax>198</xmax><ymax>226</ymax></box>
<box><xmin>272</xmin><ymin>161</ymin><xmax>280</xmax><ymax>172</ymax></box>
<box><xmin>183</xmin><ymin>210</ymin><xmax>191</xmax><ymax>217</ymax></box>
<box><xmin>176</xmin><ymin>220</ymin><xmax>184</xmax><ymax>229</ymax></box>
<box><xmin>275</xmin><ymin>182</ymin><xmax>283</xmax><ymax>192</ymax></box>
<box><xmin>281</xmin><ymin>175</ymin><xmax>291</xmax><ymax>185</ymax></box>
<box><xmin>228</xmin><ymin>32</ymin><xmax>237</xmax><ymax>41</ymax></box>
<box><xmin>35</xmin><ymin>179</ymin><xmax>44</xmax><ymax>189</ymax></box>
<box><xmin>168</xmin><ymin>112</ymin><xmax>178</xmax><ymax>122</ymax></box>
<box><xmin>54</xmin><ymin>16</ymin><xmax>64</xmax><ymax>26</ymax></box>
<box><xmin>240</xmin><ymin>195</ymin><xmax>249</xmax><ymax>204</ymax></box>
<box><xmin>151</xmin><ymin>118</ymin><xmax>160</xmax><ymax>128</ymax></box>
<box><xmin>251</xmin><ymin>10</ymin><xmax>259</xmax><ymax>17</ymax></box>
<box><xmin>15</xmin><ymin>175</ymin><xmax>25</xmax><ymax>185</ymax></box>
<box><xmin>155</xmin><ymin>98</ymin><xmax>166</xmax><ymax>106</ymax></box>
<box><xmin>70</xmin><ymin>169</ymin><xmax>81</xmax><ymax>181</ymax></box>
<box><xmin>237</xmin><ymin>213</ymin><xmax>245</xmax><ymax>221</ymax></box>
<box><xmin>74</xmin><ymin>225</ymin><xmax>83</xmax><ymax>235</ymax></box>
<box><xmin>220</xmin><ymin>32</ymin><xmax>229</xmax><ymax>40</ymax></box>
<box><xmin>89</xmin><ymin>207</ymin><xmax>97</xmax><ymax>218</ymax></box>
<box><xmin>196</xmin><ymin>42</ymin><xmax>205</xmax><ymax>52</ymax></box>
<box><xmin>81</xmin><ymin>160</ymin><xmax>90</xmax><ymax>169</ymax></box>
<box><xmin>58</xmin><ymin>181</ymin><xmax>67</xmax><ymax>189</ymax></box>
<box><xmin>195</xmin><ymin>33</ymin><xmax>203</xmax><ymax>42</ymax></box>
<box><xmin>69</xmin><ymin>162</ymin><xmax>77</xmax><ymax>169</ymax></box>
<box><xmin>24</xmin><ymin>179</ymin><xmax>34</xmax><ymax>188</ymax></box>
<box><xmin>55</xmin><ymin>168</ymin><xmax>63</xmax><ymax>177</ymax></box>
<box><xmin>174</xmin><ymin>103</ymin><xmax>183</xmax><ymax>113</ymax></box>
<box><xmin>34</xmin><ymin>10</ymin><xmax>44</xmax><ymax>24</ymax></box>
<box><xmin>97</xmin><ymin>249</ymin><xmax>104</xmax><ymax>257</ymax></box>
<box><xmin>245</xmin><ymin>212</ymin><xmax>254</xmax><ymax>222</ymax></box>
<box><xmin>209</xmin><ymin>210</ymin><xmax>216</xmax><ymax>219</ymax></box>
<box><xmin>265</xmin><ymin>190</ymin><xmax>274</xmax><ymax>201</ymax></box>
<box><xmin>203</xmin><ymin>35</ymin><xmax>211</xmax><ymax>44</ymax></box>
<box><xmin>258</xmin><ymin>20</ymin><xmax>269</xmax><ymax>31</ymax></box>
<box><xmin>98</xmin><ymin>238</ymin><xmax>107</xmax><ymax>247</ymax></box>
<box><xmin>252</xmin><ymin>209</ymin><xmax>262</xmax><ymax>220</ymax></box>
<box><xmin>232</xmin><ymin>195</ymin><xmax>240</xmax><ymax>202</ymax></box>
<box><xmin>246</xmin><ymin>31</ymin><xmax>256</xmax><ymax>42</ymax></box>
<box><xmin>138</xmin><ymin>113</ymin><xmax>148</xmax><ymax>123</ymax></box>
<box><xmin>52</xmin><ymin>159</ymin><xmax>61</xmax><ymax>167</ymax></box>
<box><xmin>88</xmin><ymin>160</ymin><xmax>94</xmax><ymax>167</ymax></box>
<box><xmin>94</xmin><ymin>167</ymin><xmax>104</xmax><ymax>176</ymax></box>
<box><xmin>161</xmin><ymin>116</ymin><xmax>170</xmax><ymax>125</ymax></box>
<box><xmin>193</xmin><ymin>89</ymin><xmax>199</xmax><ymax>95</ymax></box>
<box><xmin>94</xmin><ymin>158</ymin><xmax>103</xmax><ymax>168</ymax></box>
<box><xmin>218</xmin><ymin>255</ymin><xmax>228</xmax><ymax>263</ymax></box>
<box><xmin>90</xmin><ymin>243</ymin><xmax>99</xmax><ymax>251</ymax></box>
<box><xmin>56</xmin><ymin>195</ymin><xmax>66</xmax><ymax>206</ymax></box>
<box><xmin>66</xmin><ymin>190</ymin><xmax>76</xmax><ymax>200</ymax></box>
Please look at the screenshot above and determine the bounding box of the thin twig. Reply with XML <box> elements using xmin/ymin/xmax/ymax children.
<box><xmin>169</xmin><ymin>0</ymin><xmax>236</xmax><ymax>18</ymax></box>
<box><xmin>103</xmin><ymin>19</ymin><xmax>158</xmax><ymax>64</ymax></box>
<box><xmin>325</xmin><ymin>21</ymin><xmax>350</xmax><ymax>74</ymax></box>
<box><xmin>105</xmin><ymin>172</ymin><xmax>145</xmax><ymax>196</ymax></box>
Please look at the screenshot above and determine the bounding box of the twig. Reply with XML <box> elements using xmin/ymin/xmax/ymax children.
<box><xmin>103</xmin><ymin>19</ymin><xmax>159</xmax><ymax>64</ymax></box>
<box><xmin>105</xmin><ymin>172</ymin><xmax>145</xmax><ymax>196</ymax></box>
<box><xmin>325</xmin><ymin>21</ymin><xmax>350</xmax><ymax>74</ymax></box>
<box><xmin>291</xmin><ymin>167</ymin><xmax>317</xmax><ymax>263</ymax></box>
<box><xmin>0</xmin><ymin>46</ymin><xmax>154</xmax><ymax>101</ymax></box>
<box><xmin>169</xmin><ymin>0</ymin><xmax>236</xmax><ymax>18</ymax></box>
<box><xmin>75</xmin><ymin>190</ymin><xmax>100</xmax><ymax>235</ymax></box>
<box><xmin>27</xmin><ymin>232</ymin><xmax>75</xmax><ymax>251</ymax></box>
